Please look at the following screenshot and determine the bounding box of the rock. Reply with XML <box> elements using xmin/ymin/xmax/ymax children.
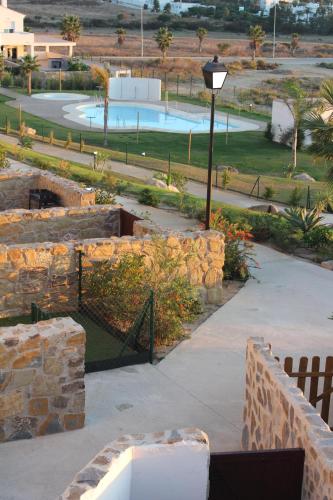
<box><xmin>321</xmin><ymin>260</ymin><xmax>333</xmax><ymax>270</ymax></box>
<box><xmin>249</xmin><ymin>204</ymin><xmax>279</xmax><ymax>214</ymax></box>
<box><xmin>150</xmin><ymin>178</ymin><xmax>179</xmax><ymax>192</ymax></box>
<box><xmin>216</xmin><ymin>165</ymin><xmax>239</xmax><ymax>174</ymax></box>
<box><xmin>293</xmin><ymin>173</ymin><xmax>316</xmax><ymax>182</ymax></box>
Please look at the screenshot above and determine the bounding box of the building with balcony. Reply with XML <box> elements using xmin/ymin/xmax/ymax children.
<box><xmin>0</xmin><ymin>0</ymin><xmax>75</xmax><ymax>64</ymax></box>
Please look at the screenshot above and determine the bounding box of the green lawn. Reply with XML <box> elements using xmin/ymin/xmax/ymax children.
<box><xmin>0</xmin><ymin>312</ymin><xmax>134</xmax><ymax>363</ymax></box>
<box><xmin>0</xmin><ymin>92</ymin><xmax>328</xmax><ymax>181</ymax></box>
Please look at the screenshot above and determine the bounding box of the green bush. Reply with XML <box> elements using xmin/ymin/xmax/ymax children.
<box><xmin>288</xmin><ymin>187</ymin><xmax>303</xmax><ymax>207</ymax></box>
<box><xmin>95</xmin><ymin>189</ymin><xmax>116</xmax><ymax>205</ymax></box>
<box><xmin>84</xmin><ymin>240</ymin><xmax>202</xmax><ymax>344</ymax></box>
<box><xmin>263</xmin><ymin>186</ymin><xmax>276</xmax><ymax>200</ymax></box>
<box><xmin>303</xmin><ymin>225</ymin><xmax>333</xmax><ymax>249</ymax></box>
<box><xmin>0</xmin><ymin>149</ymin><xmax>10</xmax><ymax>169</ymax></box>
<box><xmin>138</xmin><ymin>188</ymin><xmax>160</xmax><ymax>207</ymax></box>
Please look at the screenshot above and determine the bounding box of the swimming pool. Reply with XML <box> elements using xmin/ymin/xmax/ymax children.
<box><xmin>63</xmin><ymin>101</ymin><xmax>260</xmax><ymax>133</ymax></box>
<box><xmin>32</xmin><ymin>93</ymin><xmax>90</xmax><ymax>101</ymax></box>
<box><xmin>78</xmin><ymin>103</ymin><xmax>236</xmax><ymax>133</ymax></box>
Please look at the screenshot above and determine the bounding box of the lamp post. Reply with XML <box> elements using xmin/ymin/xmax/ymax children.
<box><xmin>272</xmin><ymin>3</ymin><xmax>277</xmax><ymax>59</ymax></box>
<box><xmin>202</xmin><ymin>56</ymin><xmax>228</xmax><ymax>230</ymax></box>
<box><xmin>93</xmin><ymin>151</ymin><xmax>98</xmax><ymax>171</ymax></box>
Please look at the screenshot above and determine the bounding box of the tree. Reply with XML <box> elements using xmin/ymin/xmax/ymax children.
<box><xmin>115</xmin><ymin>27</ymin><xmax>126</xmax><ymax>48</ymax></box>
<box><xmin>61</xmin><ymin>15</ymin><xmax>81</xmax><ymax>42</ymax></box>
<box><xmin>283</xmin><ymin>81</ymin><xmax>309</xmax><ymax>174</ymax></box>
<box><xmin>248</xmin><ymin>25</ymin><xmax>265</xmax><ymax>60</ymax></box>
<box><xmin>0</xmin><ymin>52</ymin><xmax>5</xmax><ymax>86</ymax></box>
<box><xmin>91</xmin><ymin>65</ymin><xmax>110</xmax><ymax>146</ymax></box>
<box><xmin>163</xmin><ymin>2</ymin><xmax>171</xmax><ymax>13</ymax></box>
<box><xmin>20</xmin><ymin>55</ymin><xmax>40</xmax><ymax>96</ymax></box>
<box><xmin>154</xmin><ymin>27</ymin><xmax>173</xmax><ymax>61</ymax></box>
<box><xmin>290</xmin><ymin>33</ymin><xmax>300</xmax><ymax>57</ymax></box>
<box><xmin>152</xmin><ymin>0</ymin><xmax>160</xmax><ymax>12</ymax></box>
<box><xmin>304</xmin><ymin>79</ymin><xmax>333</xmax><ymax>182</ymax></box>
<box><xmin>196</xmin><ymin>27</ymin><xmax>208</xmax><ymax>54</ymax></box>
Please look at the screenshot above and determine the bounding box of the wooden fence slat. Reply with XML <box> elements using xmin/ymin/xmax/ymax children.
<box><xmin>309</xmin><ymin>357</ymin><xmax>320</xmax><ymax>408</ymax></box>
<box><xmin>284</xmin><ymin>357</ymin><xmax>293</xmax><ymax>375</ymax></box>
<box><xmin>321</xmin><ymin>357</ymin><xmax>333</xmax><ymax>423</ymax></box>
<box><xmin>298</xmin><ymin>357</ymin><xmax>308</xmax><ymax>393</ymax></box>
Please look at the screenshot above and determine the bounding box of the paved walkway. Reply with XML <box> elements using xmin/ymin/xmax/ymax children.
<box><xmin>0</xmin><ymin>242</ymin><xmax>332</xmax><ymax>500</ymax></box>
<box><xmin>1</xmin><ymin>133</ymin><xmax>332</xmax><ymax>224</ymax></box>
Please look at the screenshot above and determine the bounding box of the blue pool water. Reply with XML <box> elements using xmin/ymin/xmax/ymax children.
<box><xmin>80</xmin><ymin>104</ymin><xmax>237</xmax><ymax>133</ymax></box>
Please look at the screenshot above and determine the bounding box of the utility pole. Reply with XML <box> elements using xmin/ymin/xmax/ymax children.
<box><xmin>272</xmin><ymin>3</ymin><xmax>277</xmax><ymax>59</ymax></box>
<box><xmin>141</xmin><ymin>7</ymin><xmax>144</xmax><ymax>58</ymax></box>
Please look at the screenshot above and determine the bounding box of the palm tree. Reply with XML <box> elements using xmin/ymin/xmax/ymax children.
<box><xmin>196</xmin><ymin>27</ymin><xmax>208</xmax><ymax>54</ymax></box>
<box><xmin>116</xmin><ymin>28</ymin><xmax>126</xmax><ymax>48</ymax></box>
<box><xmin>20</xmin><ymin>55</ymin><xmax>40</xmax><ymax>96</ymax></box>
<box><xmin>304</xmin><ymin>79</ymin><xmax>333</xmax><ymax>182</ymax></box>
<box><xmin>91</xmin><ymin>65</ymin><xmax>110</xmax><ymax>146</ymax></box>
<box><xmin>61</xmin><ymin>15</ymin><xmax>81</xmax><ymax>42</ymax></box>
<box><xmin>248</xmin><ymin>25</ymin><xmax>265</xmax><ymax>61</ymax></box>
<box><xmin>290</xmin><ymin>33</ymin><xmax>300</xmax><ymax>57</ymax></box>
<box><xmin>283</xmin><ymin>81</ymin><xmax>310</xmax><ymax>174</ymax></box>
<box><xmin>154</xmin><ymin>27</ymin><xmax>173</xmax><ymax>61</ymax></box>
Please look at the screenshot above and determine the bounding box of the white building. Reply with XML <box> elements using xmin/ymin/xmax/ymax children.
<box><xmin>0</xmin><ymin>0</ymin><xmax>75</xmax><ymax>62</ymax></box>
<box><xmin>112</xmin><ymin>0</ymin><xmax>214</xmax><ymax>15</ymax></box>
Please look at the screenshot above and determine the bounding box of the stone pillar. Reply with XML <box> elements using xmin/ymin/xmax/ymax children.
<box><xmin>68</xmin><ymin>45</ymin><xmax>73</xmax><ymax>57</ymax></box>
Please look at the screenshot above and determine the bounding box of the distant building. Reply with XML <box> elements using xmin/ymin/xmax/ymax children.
<box><xmin>0</xmin><ymin>0</ymin><xmax>75</xmax><ymax>63</ymax></box>
<box><xmin>112</xmin><ymin>0</ymin><xmax>214</xmax><ymax>15</ymax></box>
<box><xmin>259</xmin><ymin>0</ymin><xmax>330</xmax><ymax>19</ymax></box>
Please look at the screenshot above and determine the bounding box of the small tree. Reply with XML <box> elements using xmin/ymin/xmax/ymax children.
<box><xmin>248</xmin><ymin>25</ymin><xmax>265</xmax><ymax>61</ymax></box>
<box><xmin>61</xmin><ymin>15</ymin><xmax>81</xmax><ymax>42</ymax></box>
<box><xmin>91</xmin><ymin>65</ymin><xmax>111</xmax><ymax>146</ymax></box>
<box><xmin>0</xmin><ymin>149</ymin><xmax>10</xmax><ymax>169</ymax></box>
<box><xmin>196</xmin><ymin>27</ymin><xmax>208</xmax><ymax>54</ymax></box>
<box><xmin>0</xmin><ymin>52</ymin><xmax>5</xmax><ymax>86</ymax></box>
<box><xmin>154</xmin><ymin>27</ymin><xmax>173</xmax><ymax>61</ymax></box>
<box><xmin>290</xmin><ymin>33</ymin><xmax>300</xmax><ymax>57</ymax></box>
<box><xmin>163</xmin><ymin>2</ymin><xmax>171</xmax><ymax>13</ymax></box>
<box><xmin>20</xmin><ymin>55</ymin><xmax>40</xmax><ymax>96</ymax></box>
<box><xmin>152</xmin><ymin>0</ymin><xmax>160</xmax><ymax>12</ymax></box>
<box><xmin>116</xmin><ymin>27</ymin><xmax>126</xmax><ymax>48</ymax></box>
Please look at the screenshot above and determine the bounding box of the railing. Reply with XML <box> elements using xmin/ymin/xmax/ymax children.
<box><xmin>278</xmin><ymin>355</ymin><xmax>333</xmax><ymax>428</ymax></box>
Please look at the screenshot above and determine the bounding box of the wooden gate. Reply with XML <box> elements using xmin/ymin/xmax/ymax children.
<box><xmin>209</xmin><ymin>449</ymin><xmax>304</xmax><ymax>500</ymax></box>
<box><xmin>279</xmin><ymin>355</ymin><xmax>333</xmax><ymax>428</ymax></box>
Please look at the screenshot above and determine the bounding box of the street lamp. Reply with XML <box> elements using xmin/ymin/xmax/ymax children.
<box><xmin>202</xmin><ymin>55</ymin><xmax>228</xmax><ymax>230</ymax></box>
<box><xmin>93</xmin><ymin>151</ymin><xmax>98</xmax><ymax>170</ymax></box>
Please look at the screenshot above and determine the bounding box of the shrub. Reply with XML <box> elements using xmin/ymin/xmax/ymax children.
<box><xmin>138</xmin><ymin>188</ymin><xmax>160</xmax><ymax>207</ymax></box>
<box><xmin>284</xmin><ymin>207</ymin><xmax>323</xmax><ymax>233</ymax></box>
<box><xmin>0</xmin><ymin>149</ymin><xmax>10</xmax><ymax>169</ymax></box>
<box><xmin>83</xmin><ymin>240</ymin><xmax>202</xmax><ymax>344</ymax></box>
<box><xmin>221</xmin><ymin>169</ymin><xmax>231</xmax><ymax>190</ymax></box>
<box><xmin>197</xmin><ymin>90</ymin><xmax>211</xmax><ymax>103</ymax></box>
<box><xmin>264</xmin><ymin>122</ymin><xmax>273</xmax><ymax>141</ymax></box>
<box><xmin>263</xmin><ymin>186</ymin><xmax>275</xmax><ymax>200</ymax></box>
<box><xmin>95</xmin><ymin>188</ymin><xmax>116</xmax><ymax>205</ymax></box>
<box><xmin>303</xmin><ymin>225</ymin><xmax>333</xmax><ymax>249</ymax></box>
<box><xmin>19</xmin><ymin>136</ymin><xmax>33</xmax><ymax>149</ymax></box>
<box><xmin>288</xmin><ymin>187</ymin><xmax>303</xmax><ymax>207</ymax></box>
<box><xmin>207</xmin><ymin>209</ymin><xmax>254</xmax><ymax>280</ymax></box>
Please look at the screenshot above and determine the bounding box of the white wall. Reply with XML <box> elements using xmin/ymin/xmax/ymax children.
<box><xmin>0</xmin><ymin>6</ymin><xmax>25</xmax><ymax>32</ymax></box>
<box><xmin>109</xmin><ymin>77</ymin><xmax>161</xmax><ymax>101</ymax></box>
<box><xmin>131</xmin><ymin>442</ymin><xmax>209</xmax><ymax>500</ymax></box>
<box><xmin>271</xmin><ymin>99</ymin><xmax>295</xmax><ymax>144</ymax></box>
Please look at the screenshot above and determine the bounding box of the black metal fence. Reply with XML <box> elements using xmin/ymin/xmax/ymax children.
<box><xmin>31</xmin><ymin>251</ymin><xmax>155</xmax><ymax>373</ymax></box>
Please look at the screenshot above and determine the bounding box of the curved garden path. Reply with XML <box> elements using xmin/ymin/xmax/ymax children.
<box><xmin>0</xmin><ymin>195</ymin><xmax>332</xmax><ymax>498</ymax></box>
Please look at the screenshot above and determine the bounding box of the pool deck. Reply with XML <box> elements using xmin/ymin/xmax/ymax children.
<box><xmin>0</xmin><ymin>88</ymin><xmax>266</xmax><ymax>133</ymax></box>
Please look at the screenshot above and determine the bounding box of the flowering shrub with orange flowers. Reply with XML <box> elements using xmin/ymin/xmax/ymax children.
<box><xmin>204</xmin><ymin>209</ymin><xmax>255</xmax><ymax>280</ymax></box>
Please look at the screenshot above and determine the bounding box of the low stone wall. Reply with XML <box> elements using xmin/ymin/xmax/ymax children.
<box><xmin>0</xmin><ymin>205</ymin><xmax>121</xmax><ymax>245</ymax></box>
<box><xmin>0</xmin><ymin>172</ymin><xmax>37</xmax><ymax>210</ymax></box>
<box><xmin>243</xmin><ymin>337</ymin><xmax>333</xmax><ymax>500</ymax></box>
<box><xmin>60</xmin><ymin>428</ymin><xmax>209</xmax><ymax>500</ymax></box>
<box><xmin>0</xmin><ymin>163</ymin><xmax>95</xmax><ymax>210</ymax></box>
<box><xmin>0</xmin><ymin>227</ymin><xmax>224</xmax><ymax>318</ymax></box>
<box><xmin>0</xmin><ymin>317</ymin><xmax>85</xmax><ymax>442</ymax></box>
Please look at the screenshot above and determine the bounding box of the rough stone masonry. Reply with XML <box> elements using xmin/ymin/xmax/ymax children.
<box><xmin>0</xmin><ymin>317</ymin><xmax>85</xmax><ymax>442</ymax></box>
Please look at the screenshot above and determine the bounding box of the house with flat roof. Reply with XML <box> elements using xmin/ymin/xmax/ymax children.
<box><xmin>0</xmin><ymin>0</ymin><xmax>75</xmax><ymax>62</ymax></box>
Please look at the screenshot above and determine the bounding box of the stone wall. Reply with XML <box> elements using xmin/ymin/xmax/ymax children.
<box><xmin>0</xmin><ymin>205</ymin><xmax>121</xmax><ymax>245</ymax></box>
<box><xmin>0</xmin><ymin>164</ymin><xmax>95</xmax><ymax>210</ymax></box>
<box><xmin>243</xmin><ymin>337</ymin><xmax>333</xmax><ymax>500</ymax></box>
<box><xmin>60</xmin><ymin>428</ymin><xmax>209</xmax><ymax>500</ymax></box>
<box><xmin>0</xmin><ymin>317</ymin><xmax>85</xmax><ymax>442</ymax></box>
<box><xmin>0</xmin><ymin>228</ymin><xmax>224</xmax><ymax>318</ymax></box>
